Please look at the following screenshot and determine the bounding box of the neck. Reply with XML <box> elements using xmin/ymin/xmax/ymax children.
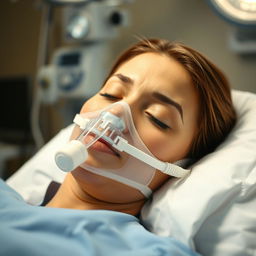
<box><xmin>46</xmin><ymin>173</ymin><xmax>145</xmax><ymax>216</ymax></box>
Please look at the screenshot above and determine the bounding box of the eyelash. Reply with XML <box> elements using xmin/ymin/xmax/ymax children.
<box><xmin>100</xmin><ymin>93</ymin><xmax>170</xmax><ymax>130</ymax></box>
<box><xmin>146</xmin><ymin>112</ymin><xmax>170</xmax><ymax>130</ymax></box>
<box><xmin>99</xmin><ymin>93</ymin><xmax>120</xmax><ymax>100</ymax></box>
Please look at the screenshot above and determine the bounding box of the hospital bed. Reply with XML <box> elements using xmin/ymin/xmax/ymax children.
<box><xmin>6</xmin><ymin>90</ymin><xmax>256</xmax><ymax>256</ymax></box>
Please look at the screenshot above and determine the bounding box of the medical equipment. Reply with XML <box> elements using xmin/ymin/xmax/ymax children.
<box><xmin>209</xmin><ymin>0</ymin><xmax>256</xmax><ymax>26</ymax></box>
<box><xmin>208</xmin><ymin>0</ymin><xmax>256</xmax><ymax>53</ymax></box>
<box><xmin>38</xmin><ymin>43</ymin><xmax>110</xmax><ymax>102</ymax></box>
<box><xmin>55</xmin><ymin>101</ymin><xmax>189</xmax><ymax>197</ymax></box>
<box><xmin>63</xmin><ymin>1</ymin><xmax>130</xmax><ymax>42</ymax></box>
<box><xmin>38</xmin><ymin>1</ymin><xmax>130</xmax><ymax>103</ymax></box>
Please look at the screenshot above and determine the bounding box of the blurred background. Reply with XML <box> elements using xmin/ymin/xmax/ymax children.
<box><xmin>0</xmin><ymin>0</ymin><xmax>256</xmax><ymax>178</ymax></box>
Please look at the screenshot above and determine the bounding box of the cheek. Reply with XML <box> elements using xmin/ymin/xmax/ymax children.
<box><xmin>80</xmin><ymin>97</ymin><xmax>98</xmax><ymax>113</ymax></box>
<box><xmin>139</xmin><ymin>130</ymin><xmax>192</xmax><ymax>163</ymax></box>
<box><xmin>80</xmin><ymin>93</ymin><xmax>111</xmax><ymax>114</ymax></box>
<box><xmin>137</xmin><ymin>128</ymin><xmax>169</xmax><ymax>160</ymax></box>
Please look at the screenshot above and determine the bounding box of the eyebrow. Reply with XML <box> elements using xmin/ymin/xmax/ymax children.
<box><xmin>152</xmin><ymin>92</ymin><xmax>183</xmax><ymax>122</ymax></box>
<box><xmin>113</xmin><ymin>73</ymin><xmax>134</xmax><ymax>85</ymax></box>
<box><xmin>113</xmin><ymin>73</ymin><xmax>183</xmax><ymax>122</ymax></box>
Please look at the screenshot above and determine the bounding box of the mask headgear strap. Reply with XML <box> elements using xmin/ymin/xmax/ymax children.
<box><xmin>74</xmin><ymin>114</ymin><xmax>191</xmax><ymax>177</ymax></box>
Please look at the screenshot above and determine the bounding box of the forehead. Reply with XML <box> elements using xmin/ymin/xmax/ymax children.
<box><xmin>114</xmin><ymin>52</ymin><xmax>195</xmax><ymax>101</ymax></box>
<box><xmin>112</xmin><ymin>52</ymin><xmax>199</xmax><ymax>125</ymax></box>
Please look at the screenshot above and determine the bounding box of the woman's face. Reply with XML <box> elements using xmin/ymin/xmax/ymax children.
<box><xmin>71</xmin><ymin>52</ymin><xmax>199</xmax><ymax>203</ymax></box>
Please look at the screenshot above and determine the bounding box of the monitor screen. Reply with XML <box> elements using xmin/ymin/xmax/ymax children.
<box><xmin>58</xmin><ymin>52</ymin><xmax>81</xmax><ymax>66</ymax></box>
<box><xmin>0</xmin><ymin>76</ymin><xmax>32</xmax><ymax>144</ymax></box>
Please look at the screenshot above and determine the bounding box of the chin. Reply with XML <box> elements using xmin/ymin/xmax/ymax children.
<box><xmin>71</xmin><ymin>167</ymin><xmax>145</xmax><ymax>203</ymax></box>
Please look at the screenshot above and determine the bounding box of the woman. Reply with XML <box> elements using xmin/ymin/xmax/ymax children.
<box><xmin>0</xmin><ymin>38</ymin><xmax>236</xmax><ymax>256</ymax></box>
<box><xmin>46</xmin><ymin>38</ymin><xmax>236</xmax><ymax>215</ymax></box>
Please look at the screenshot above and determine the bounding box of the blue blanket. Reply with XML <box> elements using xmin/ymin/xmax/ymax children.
<box><xmin>0</xmin><ymin>180</ymin><xmax>200</xmax><ymax>256</ymax></box>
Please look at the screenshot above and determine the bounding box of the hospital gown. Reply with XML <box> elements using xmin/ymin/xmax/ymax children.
<box><xmin>0</xmin><ymin>179</ymin><xmax>201</xmax><ymax>256</ymax></box>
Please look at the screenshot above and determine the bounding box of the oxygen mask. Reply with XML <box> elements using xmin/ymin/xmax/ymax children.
<box><xmin>55</xmin><ymin>101</ymin><xmax>190</xmax><ymax>197</ymax></box>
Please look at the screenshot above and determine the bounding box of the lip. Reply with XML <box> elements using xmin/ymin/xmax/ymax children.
<box><xmin>85</xmin><ymin>134</ymin><xmax>120</xmax><ymax>157</ymax></box>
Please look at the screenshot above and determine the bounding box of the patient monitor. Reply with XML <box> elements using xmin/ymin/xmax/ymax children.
<box><xmin>38</xmin><ymin>43</ymin><xmax>110</xmax><ymax>103</ymax></box>
<box><xmin>38</xmin><ymin>0</ymin><xmax>131</xmax><ymax>103</ymax></box>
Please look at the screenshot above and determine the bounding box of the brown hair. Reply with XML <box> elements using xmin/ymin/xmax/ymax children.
<box><xmin>106</xmin><ymin>38</ymin><xmax>237</xmax><ymax>160</ymax></box>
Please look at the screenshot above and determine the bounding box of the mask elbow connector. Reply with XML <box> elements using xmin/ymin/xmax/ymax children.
<box><xmin>55</xmin><ymin>112</ymin><xmax>120</xmax><ymax>172</ymax></box>
<box><xmin>55</xmin><ymin>140</ymin><xmax>88</xmax><ymax>172</ymax></box>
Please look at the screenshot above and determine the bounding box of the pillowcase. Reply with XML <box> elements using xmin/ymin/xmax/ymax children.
<box><xmin>6</xmin><ymin>126</ymin><xmax>71</xmax><ymax>205</ymax></box>
<box><xmin>140</xmin><ymin>90</ymin><xmax>256</xmax><ymax>256</ymax></box>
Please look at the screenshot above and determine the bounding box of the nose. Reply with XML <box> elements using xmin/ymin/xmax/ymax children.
<box><xmin>107</xmin><ymin>101</ymin><xmax>137</xmax><ymax>134</ymax></box>
<box><xmin>101</xmin><ymin>111</ymin><xmax>125</xmax><ymax>132</ymax></box>
<box><xmin>105</xmin><ymin>103</ymin><xmax>127</xmax><ymax>134</ymax></box>
<box><xmin>108</xmin><ymin>103</ymin><xmax>124</xmax><ymax>118</ymax></box>
<box><xmin>123</xmin><ymin>96</ymin><xmax>142</xmax><ymax>126</ymax></box>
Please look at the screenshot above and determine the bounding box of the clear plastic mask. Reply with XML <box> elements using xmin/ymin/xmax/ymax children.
<box><xmin>55</xmin><ymin>101</ymin><xmax>190</xmax><ymax>197</ymax></box>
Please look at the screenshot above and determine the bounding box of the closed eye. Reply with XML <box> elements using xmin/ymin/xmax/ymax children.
<box><xmin>99</xmin><ymin>93</ymin><xmax>120</xmax><ymax>100</ymax></box>
<box><xmin>146</xmin><ymin>112</ymin><xmax>170</xmax><ymax>130</ymax></box>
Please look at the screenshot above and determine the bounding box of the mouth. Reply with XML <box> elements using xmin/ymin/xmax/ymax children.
<box><xmin>98</xmin><ymin>138</ymin><xmax>121</xmax><ymax>157</ymax></box>
<box><xmin>85</xmin><ymin>134</ymin><xmax>121</xmax><ymax>157</ymax></box>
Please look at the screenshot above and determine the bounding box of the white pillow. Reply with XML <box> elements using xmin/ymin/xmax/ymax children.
<box><xmin>6</xmin><ymin>125</ymin><xmax>71</xmax><ymax>205</ymax></box>
<box><xmin>141</xmin><ymin>90</ymin><xmax>256</xmax><ymax>256</ymax></box>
